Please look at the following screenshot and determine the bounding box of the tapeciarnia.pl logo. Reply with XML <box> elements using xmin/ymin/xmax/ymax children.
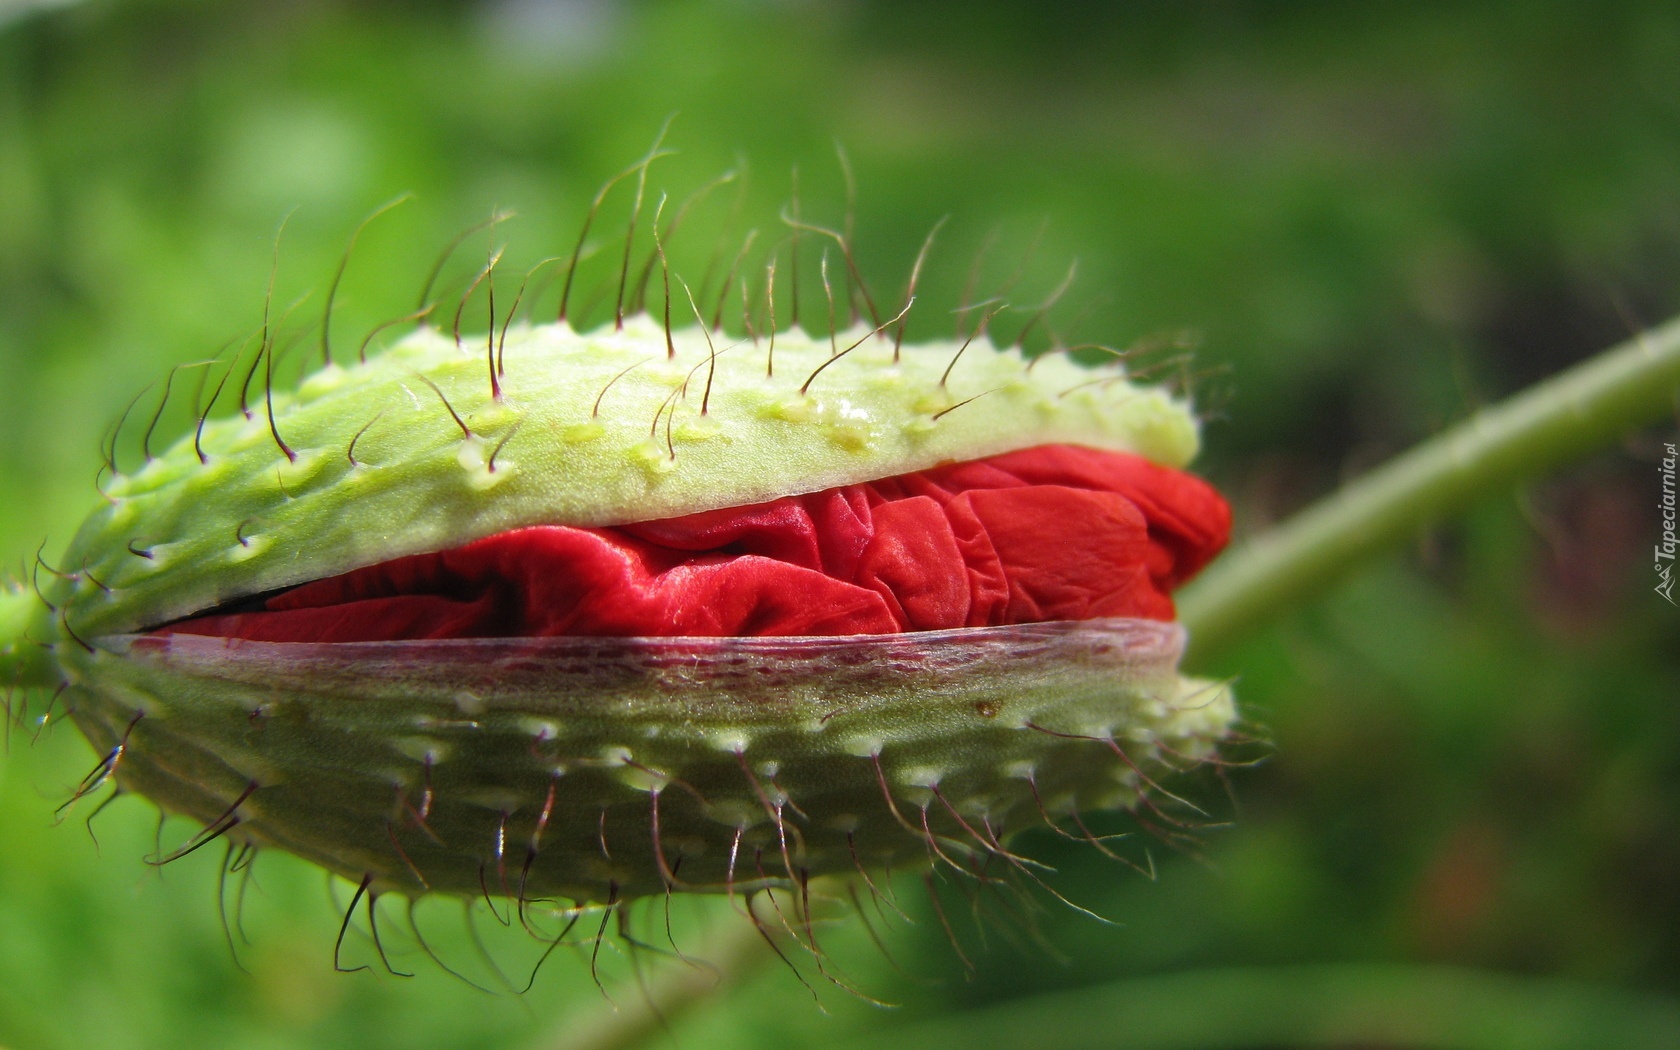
<box><xmin>1658</xmin><ymin>441</ymin><xmax>1677</xmax><ymax>605</ymax></box>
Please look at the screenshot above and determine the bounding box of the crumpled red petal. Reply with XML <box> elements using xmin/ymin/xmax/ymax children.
<box><xmin>167</xmin><ymin>444</ymin><xmax>1230</xmax><ymax>641</ymax></box>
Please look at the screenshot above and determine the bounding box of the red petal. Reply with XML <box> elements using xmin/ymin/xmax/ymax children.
<box><xmin>169</xmin><ymin>444</ymin><xmax>1230</xmax><ymax>641</ymax></box>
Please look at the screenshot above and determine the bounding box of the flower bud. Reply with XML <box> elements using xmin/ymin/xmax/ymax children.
<box><xmin>11</xmin><ymin>266</ymin><xmax>1233</xmax><ymax>905</ymax></box>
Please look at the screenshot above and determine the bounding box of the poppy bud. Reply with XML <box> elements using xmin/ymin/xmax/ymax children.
<box><xmin>5</xmin><ymin>235</ymin><xmax>1233</xmax><ymax>909</ymax></box>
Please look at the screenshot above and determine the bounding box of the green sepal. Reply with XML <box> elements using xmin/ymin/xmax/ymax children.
<box><xmin>63</xmin><ymin>621</ymin><xmax>1233</xmax><ymax>901</ymax></box>
<box><xmin>50</xmin><ymin>319</ymin><xmax>1200</xmax><ymax>637</ymax></box>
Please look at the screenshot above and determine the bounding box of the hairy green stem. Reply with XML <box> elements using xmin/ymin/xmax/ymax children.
<box><xmin>1179</xmin><ymin>315</ymin><xmax>1680</xmax><ymax>663</ymax></box>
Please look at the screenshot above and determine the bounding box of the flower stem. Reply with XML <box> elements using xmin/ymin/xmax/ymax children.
<box><xmin>1178</xmin><ymin>315</ymin><xmax>1680</xmax><ymax>664</ymax></box>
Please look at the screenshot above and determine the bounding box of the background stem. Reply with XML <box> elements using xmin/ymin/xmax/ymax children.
<box><xmin>1178</xmin><ymin>315</ymin><xmax>1680</xmax><ymax>663</ymax></box>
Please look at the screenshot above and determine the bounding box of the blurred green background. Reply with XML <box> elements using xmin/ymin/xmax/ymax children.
<box><xmin>2</xmin><ymin>1</ymin><xmax>1679</xmax><ymax>1048</ymax></box>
